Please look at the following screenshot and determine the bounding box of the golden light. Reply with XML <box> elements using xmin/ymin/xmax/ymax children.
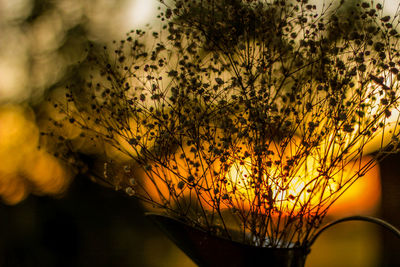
<box><xmin>225</xmin><ymin>142</ymin><xmax>379</xmax><ymax>215</ymax></box>
<box><xmin>139</xmin><ymin>145</ymin><xmax>213</xmax><ymax>210</ymax></box>
<box><xmin>109</xmin><ymin>4</ymin><xmax>399</xmax><ymax>218</ymax></box>
<box><xmin>137</xmin><ymin>133</ymin><xmax>380</xmax><ymax>217</ymax></box>
<box><xmin>0</xmin><ymin>105</ymin><xmax>71</xmax><ymax>204</ymax></box>
<box><xmin>329</xmin><ymin>160</ymin><xmax>381</xmax><ymax>216</ymax></box>
<box><xmin>129</xmin><ymin>71</ymin><xmax>396</xmax><ymax>218</ymax></box>
<box><xmin>129</xmin><ymin>65</ymin><xmax>392</xmax><ymax>215</ymax></box>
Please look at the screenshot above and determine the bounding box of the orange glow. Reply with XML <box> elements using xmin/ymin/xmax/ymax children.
<box><xmin>228</xmin><ymin>155</ymin><xmax>379</xmax><ymax>214</ymax></box>
<box><xmin>0</xmin><ymin>173</ymin><xmax>27</xmax><ymax>205</ymax></box>
<box><xmin>328</xmin><ymin>161</ymin><xmax>381</xmax><ymax>216</ymax></box>
<box><xmin>0</xmin><ymin>106</ymin><xmax>71</xmax><ymax>204</ymax></box>
<box><xmin>141</xmin><ymin>138</ymin><xmax>380</xmax><ymax>216</ymax></box>
<box><xmin>24</xmin><ymin>150</ymin><xmax>71</xmax><ymax>195</ymax></box>
<box><xmin>140</xmin><ymin>146</ymin><xmax>216</xmax><ymax>210</ymax></box>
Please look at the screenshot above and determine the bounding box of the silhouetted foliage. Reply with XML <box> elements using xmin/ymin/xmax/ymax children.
<box><xmin>51</xmin><ymin>0</ymin><xmax>400</xmax><ymax>249</ymax></box>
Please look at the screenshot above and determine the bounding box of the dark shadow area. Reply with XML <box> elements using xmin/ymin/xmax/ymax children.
<box><xmin>380</xmin><ymin>153</ymin><xmax>400</xmax><ymax>267</ymax></box>
<box><xmin>0</xmin><ymin>176</ymin><xmax>191</xmax><ymax>267</ymax></box>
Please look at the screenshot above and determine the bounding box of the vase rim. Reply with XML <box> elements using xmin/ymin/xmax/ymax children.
<box><xmin>145</xmin><ymin>212</ymin><xmax>310</xmax><ymax>251</ymax></box>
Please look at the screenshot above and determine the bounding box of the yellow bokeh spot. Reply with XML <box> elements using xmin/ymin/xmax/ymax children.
<box><xmin>0</xmin><ymin>105</ymin><xmax>71</xmax><ymax>204</ymax></box>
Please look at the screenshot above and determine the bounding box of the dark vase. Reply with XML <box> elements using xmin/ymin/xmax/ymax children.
<box><xmin>147</xmin><ymin>213</ymin><xmax>400</xmax><ymax>267</ymax></box>
<box><xmin>146</xmin><ymin>213</ymin><xmax>309</xmax><ymax>267</ymax></box>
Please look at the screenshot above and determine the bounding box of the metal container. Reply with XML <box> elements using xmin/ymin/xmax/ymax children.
<box><xmin>146</xmin><ymin>213</ymin><xmax>309</xmax><ymax>267</ymax></box>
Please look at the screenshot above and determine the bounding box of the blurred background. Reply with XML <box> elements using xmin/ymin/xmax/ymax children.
<box><xmin>0</xmin><ymin>0</ymin><xmax>399</xmax><ymax>266</ymax></box>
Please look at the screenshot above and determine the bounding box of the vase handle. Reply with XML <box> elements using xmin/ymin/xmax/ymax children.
<box><xmin>308</xmin><ymin>215</ymin><xmax>400</xmax><ymax>247</ymax></box>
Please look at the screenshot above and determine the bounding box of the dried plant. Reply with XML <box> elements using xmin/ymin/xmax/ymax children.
<box><xmin>50</xmin><ymin>0</ymin><xmax>400</xmax><ymax>248</ymax></box>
